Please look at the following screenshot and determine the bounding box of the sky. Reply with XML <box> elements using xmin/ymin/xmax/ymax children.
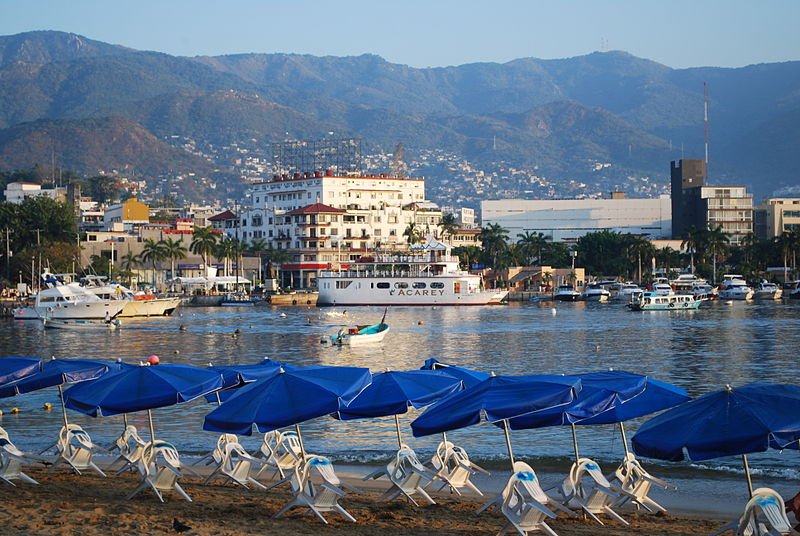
<box><xmin>1</xmin><ymin>0</ymin><xmax>798</xmax><ymax>69</ymax></box>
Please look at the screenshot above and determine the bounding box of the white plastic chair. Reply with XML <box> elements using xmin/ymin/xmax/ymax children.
<box><xmin>259</xmin><ymin>431</ymin><xmax>307</xmax><ymax>487</ymax></box>
<box><xmin>429</xmin><ymin>441</ymin><xmax>489</xmax><ymax>496</ymax></box>
<box><xmin>497</xmin><ymin>462</ymin><xmax>561</xmax><ymax>536</ymax></box>
<box><xmin>194</xmin><ymin>433</ymin><xmax>239</xmax><ymax>467</ymax></box>
<box><xmin>53</xmin><ymin>424</ymin><xmax>105</xmax><ymax>477</ymax></box>
<box><xmin>274</xmin><ymin>455</ymin><xmax>356</xmax><ymax>524</ymax></box>
<box><xmin>556</xmin><ymin>457</ymin><xmax>628</xmax><ymax>526</ymax></box>
<box><xmin>128</xmin><ymin>441</ymin><xmax>191</xmax><ymax>502</ymax></box>
<box><xmin>108</xmin><ymin>425</ymin><xmax>148</xmax><ymax>475</ymax></box>
<box><xmin>711</xmin><ymin>488</ymin><xmax>800</xmax><ymax>536</ymax></box>
<box><xmin>0</xmin><ymin>427</ymin><xmax>39</xmax><ymax>486</ymax></box>
<box><xmin>205</xmin><ymin>440</ymin><xmax>266</xmax><ymax>490</ymax></box>
<box><xmin>608</xmin><ymin>452</ymin><xmax>676</xmax><ymax>513</ymax></box>
<box><xmin>379</xmin><ymin>445</ymin><xmax>436</xmax><ymax>506</ymax></box>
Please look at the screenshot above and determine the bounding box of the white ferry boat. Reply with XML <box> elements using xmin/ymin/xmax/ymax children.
<box><xmin>316</xmin><ymin>239</ymin><xmax>508</xmax><ymax>306</ymax></box>
<box><xmin>628</xmin><ymin>291</ymin><xmax>702</xmax><ymax>311</ymax></box>
<box><xmin>718</xmin><ymin>275</ymin><xmax>754</xmax><ymax>301</ymax></box>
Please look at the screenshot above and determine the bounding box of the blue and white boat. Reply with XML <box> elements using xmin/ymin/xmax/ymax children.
<box><xmin>328</xmin><ymin>310</ymin><xmax>389</xmax><ymax>346</ymax></box>
<box><xmin>628</xmin><ymin>291</ymin><xmax>702</xmax><ymax>311</ymax></box>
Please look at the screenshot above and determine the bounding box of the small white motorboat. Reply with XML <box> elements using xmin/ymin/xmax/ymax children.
<box><xmin>582</xmin><ymin>284</ymin><xmax>611</xmax><ymax>302</ymax></box>
<box><xmin>753</xmin><ymin>280</ymin><xmax>783</xmax><ymax>300</ymax></box>
<box><xmin>328</xmin><ymin>310</ymin><xmax>389</xmax><ymax>346</ymax></box>
<box><xmin>42</xmin><ymin>318</ymin><xmax>121</xmax><ymax>330</ymax></box>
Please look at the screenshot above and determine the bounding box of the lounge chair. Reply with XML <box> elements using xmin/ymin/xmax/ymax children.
<box><xmin>127</xmin><ymin>441</ymin><xmax>191</xmax><ymax>502</ymax></box>
<box><xmin>711</xmin><ymin>487</ymin><xmax>800</xmax><ymax>536</ymax></box>
<box><xmin>108</xmin><ymin>425</ymin><xmax>147</xmax><ymax>475</ymax></box>
<box><xmin>379</xmin><ymin>445</ymin><xmax>436</xmax><ymax>506</ymax></box>
<box><xmin>608</xmin><ymin>452</ymin><xmax>676</xmax><ymax>513</ymax></box>
<box><xmin>274</xmin><ymin>455</ymin><xmax>356</xmax><ymax>524</ymax></box>
<box><xmin>556</xmin><ymin>457</ymin><xmax>628</xmax><ymax>525</ymax></box>
<box><xmin>52</xmin><ymin>424</ymin><xmax>105</xmax><ymax>477</ymax></box>
<box><xmin>497</xmin><ymin>462</ymin><xmax>562</xmax><ymax>536</ymax></box>
<box><xmin>429</xmin><ymin>440</ymin><xmax>489</xmax><ymax>496</ymax></box>
<box><xmin>205</xmin><ymin>440</ymin><xmax>266</xmax><ymax>490</ymax></box>
<box><xmin>0</xmin><ymin>427</ymin><xmax>39</xmax><ymax>486</ymax></box>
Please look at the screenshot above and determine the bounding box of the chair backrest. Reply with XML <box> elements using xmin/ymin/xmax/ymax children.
<box><xmin>0</xmin><ymin>426</ymin><xmax>8</xmax><ymax>441</ymax></box>
<box><xmin>432</xmin><ymin>440</ymin><xmax>455</xmax><ymax>471</ymax></box>
<box><xmin>512</xmin><ymin>461</ymin><xmax>551</xmax><ymax>503</ymax></box>
<box><xmin>749</xmin><ymin>488</ymin><xmax>794</xmax><ymax>534</ymax></box>
<box><xmin>576</xmin><ymin>457</ymin><xmax>612</xmax><ymax>488</ymax></box>
<box><xmin>307</xmin><ymin>455</ymin><xmax>340</xmax><ymax>486</ymax></box>
<box><xmin>213</xmin><ymin>433</ymin><xmax>238</xmax><ymax>463</ymax></box>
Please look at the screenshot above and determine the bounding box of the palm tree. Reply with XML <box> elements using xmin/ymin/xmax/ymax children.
<box><xmin>248</xmin><ymin>238</ymin><xmax>268</xmax><ymax>283</ymax></box>
<box><xmin>452</xmin><ymin>245</ymin><xmax>482</xmax><ymax>271</ymax></box>
<box><xmin>161</xmin><ymin>237</ymin><xmax>188</xmax><ymax>283</ymax></box>
<box><xmin>438</xmin><ymin>213</ymin><xmax>459</xmax><ymax>242</ymax></box>
<box><xmin>517</xmin><ymin>231</ymin><xmax>548</xmax><ymax>265</ymax></box>
<box><xmin>626</xmin><ymin>235</ymin><xmax>656</xmax><ymax>284</ymax></box>
<box><xmin>681</xmin><ymin>226</ymin><xmax>705</xmax><ymax>274</ymax></box>
<box><xmin>706</xmin><ymin>225</ymin><xmax>730</xmax><ymax>285</ymax></box>
<box><xmin>479</xmin><ymin>223</ymin><xmax>509</xmax><ymax>270</ymax></box>
<box><xmin>403</xmin><ymin>222</ymin><xmax>422</xmax><ymax>245</ymax></box>
<box><xmin>264</xmin><ymin>246</ymin><xmax>291</xmax><ymax>287</ymax></box>
<box><xmin>140</xmin><ymin>238</ymin><xmax>168</xmax><ymax>289</ymax></box>
<box><xmin>190</xmin><ymin>226</ymin><xmax>219</xmax><ymax>267</ymax></box>
<box><xmin>119</xmin><ymin>249</ymin><xmax>141</xmax><ymax>287</ymax></box>
<box><xmin>775</xmin><ymin>231</ymin><xmax>794</xmax><ymax>282</ymax></box>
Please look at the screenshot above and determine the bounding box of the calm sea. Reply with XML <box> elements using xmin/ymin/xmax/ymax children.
<box><xmin>2</xmin><ymin>300</ymin><xmax>800</xmax><ymax>487</ymax></box>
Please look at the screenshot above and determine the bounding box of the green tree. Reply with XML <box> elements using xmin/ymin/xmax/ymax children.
<box><xmin>452</xmin><ymin>245</ymin><xmax>482</xmax><ymax>271</ymax></box>
<box><xmin>517</xmin><ymin>231</ymin><xmax>548</xmax><ymax>265</ymax></box>
<box><xmin>706</xmin><ymin>225</ymin><xmax>730</xmax><ymax>284</ymax></box>
<box><xmin>403</xmin><ymin>222</ymin><xmax>422</xmax><ymax>245</ymax></box>
<box><xmin>140</xmin><ymin>238</ymin><xmax>168</xmax><ymax>288</ymax></box>
<box><xmin>162</xmin><ymin>237</ymin><xmax>188</xmax><ymax>280</ymax></box>
<box><xmin>478</xmin><ymin>223</ymin><xmax>509</xmax><ymax>270</ymax></box>
<box><xmin>190</xmin><ymin>226</ymin><xmax>219</xmax><ymax>266</ymax></box>
<box><xmin>118</xmin><ymin>249</ymin><xmax>141</xmax><ymax>287</ymax></box>
<box><xmin>247</xmin><ymin>238</ymin><xmax>268</xmax><ymax>283</ymax></box>
<box><xmin>681</xmin><ymin>226</ymin><xmax>707</xmax><ymax>273</ymax></box>
<box><xmin>438</xmin><ymin>213</ymin><xmax>459</xmax><ymax>242</ymax></box>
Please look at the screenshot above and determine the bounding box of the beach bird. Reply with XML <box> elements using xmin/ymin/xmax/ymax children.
<box><xmin>172</xmin><ymin>518</ymin><xmax>191</xmax><ymax>533</ymax></box>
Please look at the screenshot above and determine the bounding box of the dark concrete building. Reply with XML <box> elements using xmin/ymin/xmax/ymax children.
<box><xmin>670</xmin><ymin>159</ymin><xmax>707</xmax><ymax>239</ymax></box>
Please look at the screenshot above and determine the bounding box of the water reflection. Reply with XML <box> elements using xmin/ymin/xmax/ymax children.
<box><xmin>1</xmin><ymin>301</ymin><xmax>799</xmax><ymax>476</ymax></box>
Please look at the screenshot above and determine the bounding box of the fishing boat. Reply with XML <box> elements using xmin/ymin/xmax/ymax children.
<box><xmin>328</xmin><ymin>310</ymin><xmax>389</xmax><ymax>346</ymax></box>
<box><xmin>316</xmin><ymin>238</ymin><xmax>507</xmax><ymax>306</ymax></box>
<box><xmin>628</xmin><ymin>291</ymin><xmax>702</xmax><ymax>311</ymax></box>
<box><xmin>42</xmin><ymin>317</ymin><xmax>121</xmax><ymax>330</ymax></box>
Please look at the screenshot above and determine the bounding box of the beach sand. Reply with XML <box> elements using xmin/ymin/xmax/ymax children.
<box><xmin>0</xmin><ymin>466</ymin><xmax>732</xmax><ymax>535</ymax></box>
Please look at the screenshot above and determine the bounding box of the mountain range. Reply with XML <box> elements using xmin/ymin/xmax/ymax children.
<box><xmin>0</xmin><ymin>30</ymin><xmax>798</xmax><ymax>204</ymax></box>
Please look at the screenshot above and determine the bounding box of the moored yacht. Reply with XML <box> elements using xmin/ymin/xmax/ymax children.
<box><xmin>691</xmin><ymin>283</ymin><xmax>717</xmax><ymax>301</ymax></box>
<box><xmin>718</xmin><ymin>275</ymin><xmax>754</xmax><ymax>301</ymax></box>
<box><xmin>553</xmin><ymin>284</ymin><xmax>582</xmax><ymax>302</ymax></box>
<box><xmin>610</xmin><ymin>283</ymin><xmax>643</xmax><ymax>303</ymax></box>
<box><xmin>316</xmin><ymin>238</ymin><xmax>508</xmax><ymax>306</ymax></box>
<box><xmin>753</xmin><ymin>280</ymin><xmax>783</xmax><ymax>300</ymax></box>
<box><xmin>652</xmin><ymin>282</ymin><xmax>674</xmax><ymax>296</ymax></box>
<box><xmin>32</xmin><ymin>283</ymin><xmax>127</xmax><ymax>320</ymax></box>
<box><xmin>582</xmin><ymin>284</ymin><xmax>611</xmax><ymax>302</ymax></box>
<box><xmin>82</xmin><ymin>277</ymin><xmax>181</xmax><ymax>317</ymax></box>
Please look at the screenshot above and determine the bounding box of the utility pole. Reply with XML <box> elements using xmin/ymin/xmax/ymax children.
<box><xmin>4</xmin><ymin>227</ymin><xmax>10</xmax><ymax>281</ymax></box>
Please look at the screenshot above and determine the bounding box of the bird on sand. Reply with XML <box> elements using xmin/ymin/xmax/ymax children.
<box><xmin>173</xmin><ymin>518</ymin><xmax>191</xmax><ymax>533</ymax></box>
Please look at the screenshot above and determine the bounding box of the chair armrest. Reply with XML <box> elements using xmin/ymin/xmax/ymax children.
<box><xmin>321</xmin><ymin>482</ymin><xmax>347</xmax><ymax>497</ymax></box>
<box><xmin>470</xmin><ymin>462</ymin><xmax>491</xmax><ymax>476</ymax></box>
<box><xmin>640</xmin><ymin>473</ymin><xmax>677</xmax><ymax>490</ymax></box>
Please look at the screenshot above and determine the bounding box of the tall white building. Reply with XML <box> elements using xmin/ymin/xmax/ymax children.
<box><xmin>481</xmin><ymin>196</ymin><xmax>672</xmax><ymax>243</ymax></box>
<box><xmin>240</xmin><ymin>170</ymin><xmax>441</xmax><ymax>288</ymax></box>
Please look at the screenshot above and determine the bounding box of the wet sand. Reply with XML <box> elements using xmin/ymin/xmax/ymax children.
<box><xmin>0</xmin><ymin>465</ymin><xmax>731</xmax><ymax>535</ymax></box>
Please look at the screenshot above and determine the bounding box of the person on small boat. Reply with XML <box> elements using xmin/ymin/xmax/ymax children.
<box><xmin>104</xmin><ymin>311</ymin><xmax>111</xmax><ymax>324</ymax></box>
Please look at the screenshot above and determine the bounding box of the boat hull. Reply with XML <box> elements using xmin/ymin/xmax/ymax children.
<box><xmin>43</xmin><ymin>318</ymin><xmax>119</xmax><ymax>330</ymax></box>
<box><xmin>329</xmin><ymin>324</ymin><xmax>389</xmax><ymax>346</ymax></box>
<box><xmin>35</xmin><ymin>300</ymin><xmax>127</xmax><ymax>320</ymax></box>
<box><xmin>118</xmin><ymin>297</ymin><xmax>181</xmax><ymax>317</ymax></box>
<box><xmin>718</xmin><ymin>289</ymin><xmax>754</xmax><ymax>300</ymax></box>
<box><xmin>317</xmin><ymin>276</ymin><xmax>507</xmax><ymax>306</ymax></box>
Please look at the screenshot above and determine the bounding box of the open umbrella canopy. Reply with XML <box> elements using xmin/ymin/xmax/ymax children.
<box><xmin>0</xmin><ymin>358</ymin><xmax>110</xmax><ymax>398</ymax></box>
<box><xmin>632</xmin><ymin>383</ymin><xmax>800</xmax><ymax>462</ymax></box>
<box><xmin>203</xmin><ymin>365</ymin><xmax>372</xmax><ymax>435</ymax></box>
<box><xmin>64</xmin><ymin>363</ymin><xmax>225</xmax><ymax>417</ymax></box>
<box><xmin>506</xmin><ymin>371</ymin><xmax>687</xmax><ymax>430</ymax></box>
<box><xmin>204</xmin><ymin>358</ymin><xmax>287</xmax><ymax>403</ymax></box>
<box><xmin>0</xmin><ymin>356</ymin><xmax>42</xmax><ymax>387</ymax></box>
<box><xmin>335</xmin><ymin>369</ymin><xmax>462</xmax><ymax>420</ymax></box>
<box><xmin>420</xmin><ymin>358</ymin><xmax>489</xmax><ymax>388</ymax></box>
<box><xmin>411</xmin><ymin>374</ymin><xmax>582</xmax><ymax>438</ymax></box>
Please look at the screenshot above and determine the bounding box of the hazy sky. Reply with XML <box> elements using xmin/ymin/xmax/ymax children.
<box><xmin>1</xmin><ymin>0</ymin><xmax>797</xmax><ymax>69</ymax></box>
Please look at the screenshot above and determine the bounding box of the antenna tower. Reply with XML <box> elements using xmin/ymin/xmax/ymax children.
<box><xmin>704</xmin><ymin>81</ymin><xmax>709</xmax><ymax>169</ymax></box>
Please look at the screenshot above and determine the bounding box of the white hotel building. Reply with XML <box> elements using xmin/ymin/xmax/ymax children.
<box><xmin>481</xmin><ymin>195</ymin><xmax>672</xmax><ymax>243</ymax></box>
<box><xmin>239</xmin><ymin>170</ymin><xmax>441</xmax><ymax>288</ymax></box>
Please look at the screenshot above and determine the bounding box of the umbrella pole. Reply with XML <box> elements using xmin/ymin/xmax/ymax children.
<box><xmin>215</xmin><ymin>392</ymin><xmax>222</xmax><ymax>406</ymax></box>
<box><xmin>294</xmin><ymin>424</ymin><xmax>307</xmax><ymax>464</ymax></box>
<box><xmin>123</xmin><ymin>413</ymin><xmax>128</xmax><ymax>428</ymax></box>
<box><xmin>619</xmin><ymin>422</ymin><xmax>630</xmax><ymax>458</ymax></box>
<box><xmin>502</xmin><ymin>419</ymin><xmax>515</xmax><ymax>468</ymax></box>
<box><xmin>442</xmin><ymin>431</ymin><xmax>448</xmax><ymax>446</ymax></box>
<box><xmin>57</xmin><ymin>384</ymin><xmax>69</xmax><ymax>429</ymax></box>
<box><xmin>393</xmin><ymin>414</ymin><xmax>403</xmax><ymax>448</ymax></box>
<box><xmin>147</xmin><ymin>409</ymin><xmax>156</xmax><ymax>443</ymax></box>
<box><xmin>742</xmin><ymin>454</ymin><xmax>754</xmax><ymax>498</ymax></box>
<box><xmin>571</xmin><ymin>423</ymin><xmax>580</xmax><ymax>463</ymax></box>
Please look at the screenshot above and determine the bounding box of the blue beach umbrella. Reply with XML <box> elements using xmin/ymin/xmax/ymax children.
<box><xmin>632</xmin><ymin>383</ymin><xmax>800</xmax><ymax>496</ymax></box>
<box><xmin>204</xmin><ymin>358</ymin><xmax>287</xmax><ymax>404</ymax></box>
<box><xmin>203</xmin><ymin>365</ymin><xmax>371</xmax><ymax>457</ymax></box>
<box><xmin>65</xmin><ymin>362</ymin><xmax>225</xmax><ymax>442</ymax></box>
<box><xmin>411</xmin><ymin>374</ymin><xmax>582</xmax><ymax>467</ymax></box>
<box><xmin>420</xmin><ymin>358</ymin><xmax>490</xmax><ymax>388</ymax></box>
<box><xmin>335</xmin><ymin>369</ymin><xmax>463</xmax><ymax>447</ymax></box>
<box><xmin>0</xmin><ymin>357</ymin><xmax>111</xmax><ymax>428</ymax></box>
<box><xmin>0</xmin><ymin>356</ymin><xmax>42</xmax><ymax>387</ymax></box>
<box><xmin>506</xmin><ymin>371</ymin><xmax>689</xmax><ymax>461</ymax></box>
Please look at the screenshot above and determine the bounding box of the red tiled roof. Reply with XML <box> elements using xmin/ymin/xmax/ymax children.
<box><xmin>208</xmin><ymin>210</ymin><xmax>237</xmax><ymax>221</ymax></box>
<box><xmin>285</xmin><ymin>203</ymin><xmax>346</xmax><ymax>216</ymax></box>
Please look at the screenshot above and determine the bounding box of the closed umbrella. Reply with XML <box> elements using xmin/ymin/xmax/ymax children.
<box><xmin>0</xmin><ymin>357</ymin><xmax>42</xmax><ymax>387</ymax></box>
<box><xmin>335</xmin><ymin>369</ymin><xmax>463</xmax><ymax>447</ymax></box>
<box><xmin>65</xmin><ymin>362</ymin><xmax>225</xmax><ymax>443</ymax></box>
<box><xmin>203</xmin><ymin>364</ymin><xmax>371</xmax><ymax>459</ymax></box>
<box><xmin>632</xmin><ymin>383</ymin><xmax>800</xmax><ymax>497</ymax></box>
<box><xmin>411</xmin><ymin>374</ymin><xmax>581</xmax><ymax>468</ymax></box>
<box><xmin>506</xmin><ymin>371</ymin><xmax>688</xmax><ymax>461</ymax></box>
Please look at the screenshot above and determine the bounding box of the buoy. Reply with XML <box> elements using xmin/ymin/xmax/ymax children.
<box><xmin>595</xmin><ymin>344</ymin><xmax>600</xmax><ymax>352</ymax></box>
<box><xmin>280</xmin><ymin>313</ymin><xmax>287</xmax><ymax>318</ymax></box>
<box><xmin>234</xmin><ymin>328</ymin><xmax>241</xmax><ymax>334</ymax></box>
<box><xmin>320</xmin><ymin>338</ymin><xmax>327</xmax><ymax>344</ymax></box>
<box><xmin>179</xmin><ymin>325</ymin><xmax>187</xmax><ymax>331</ymax></box>
<box><xmin>173</xmin><ymin>350</ymin><xmax>180</xmax><ymax>355</ymax></box>
<box><xmin>43</xmin><ymin>402</ymin><xmax>53</xmax><ymax>411</ymax></box>
<box><xmin>10</xmin><ymin>407</ymin><xmax>20</xmax><ymax>414</ymax></box>
<box><xmin>147</xmin><ymin>354</ymin><xmax>160</xmax><ymax>365</ymax></box>
<box><xmin>551</xmin><ymin>308</ymin><xmax>557</xmax><ymax>316</ymax></box>
<box><xmin>418</xmin><ymin>320</ymin><xmax>424</xmax><ymax>325</ymax></box>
